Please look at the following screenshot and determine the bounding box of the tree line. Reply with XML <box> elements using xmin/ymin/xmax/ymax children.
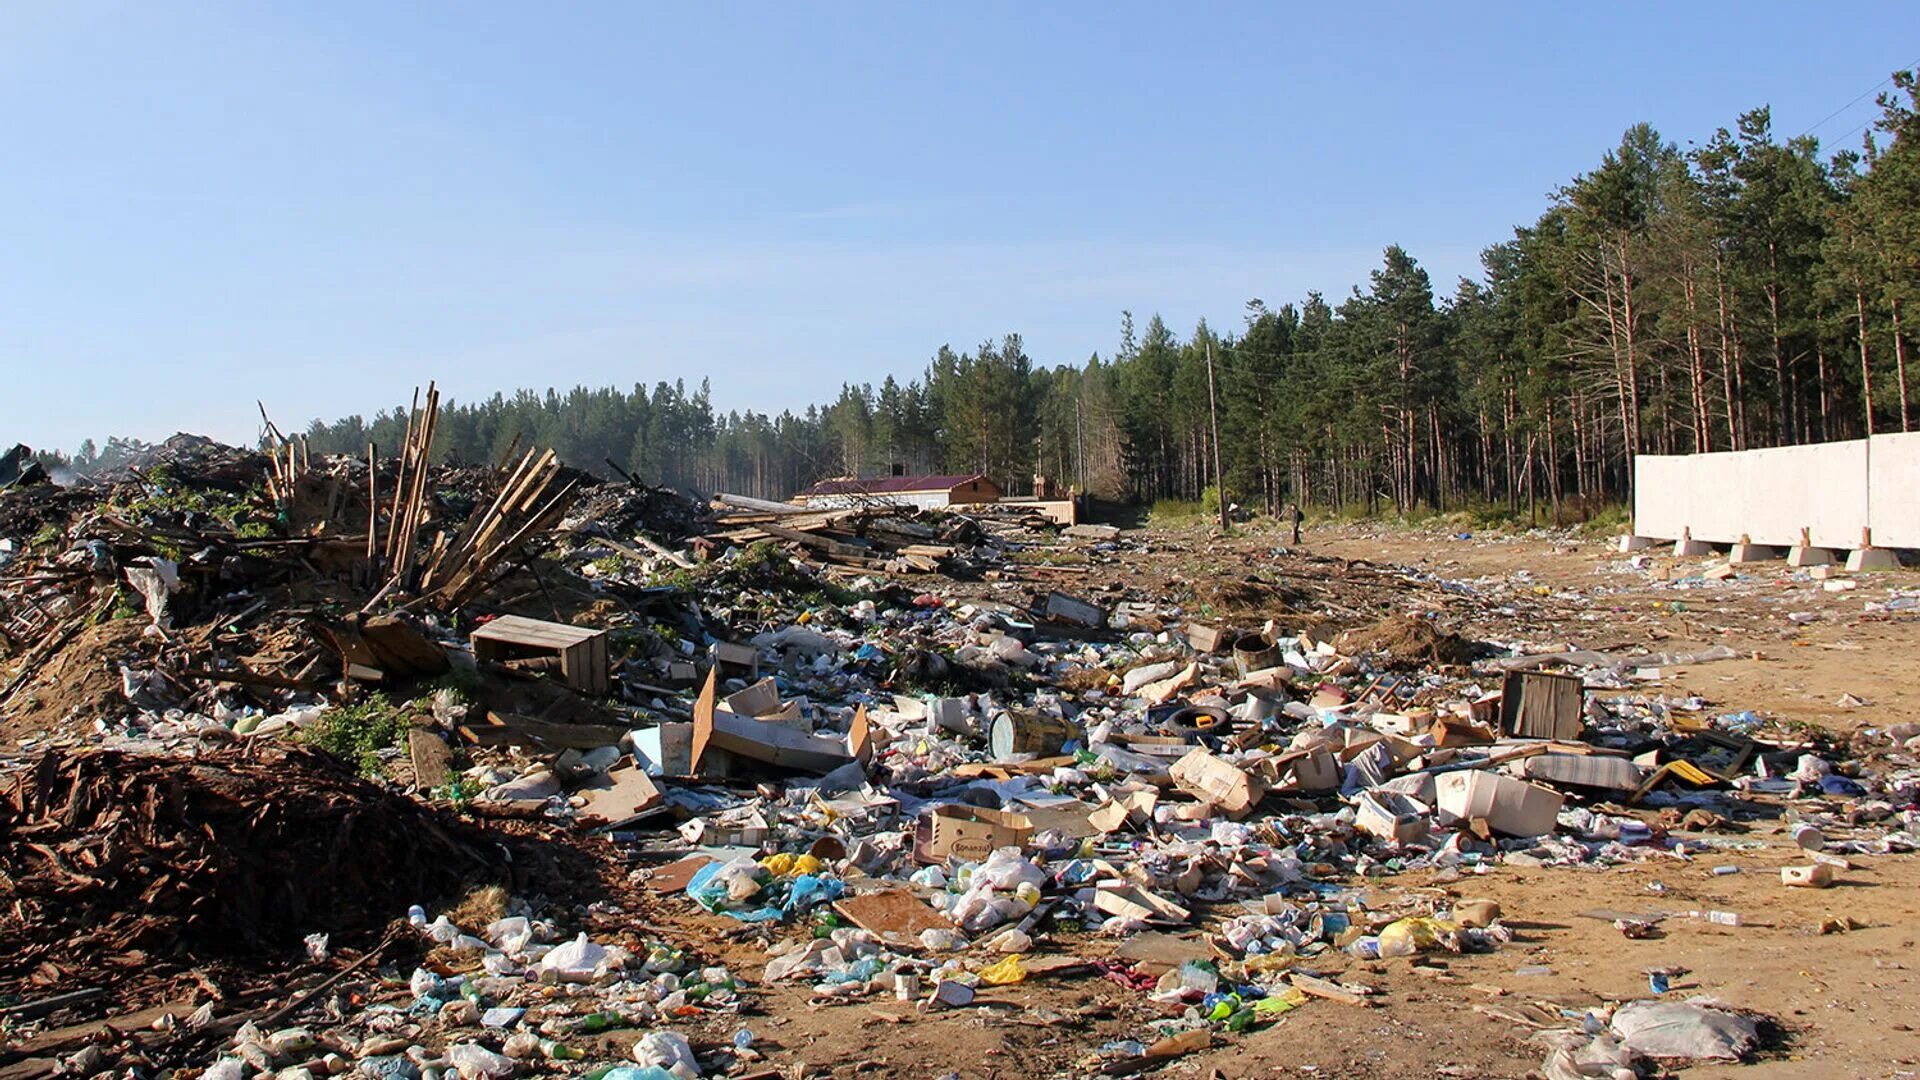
<box><xmin>51</xmin><ymin>71</ymin><xmax>1920</xmax><ymax>520</ymax></box>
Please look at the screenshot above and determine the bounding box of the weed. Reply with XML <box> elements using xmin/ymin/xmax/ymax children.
<box><xmin>1147</xmin><ymin>499</ymin><xmax>1209</xmax><ymax>527</ymax></box>
<box><xmin>115</xmin><ymin>466</ymin><xmax>275</xmax><ymax>541</ymax></box>
<box><xmin>300</xmin><ymin>692</ymin><xmax>408</xmax><ymax>779</ymax></box>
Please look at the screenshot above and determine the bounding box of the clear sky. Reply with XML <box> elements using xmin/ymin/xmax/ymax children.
<box><xmin>2</xmin><ymin>3</ymin><xmax>1914</xmax><ymax>452</ymax></box>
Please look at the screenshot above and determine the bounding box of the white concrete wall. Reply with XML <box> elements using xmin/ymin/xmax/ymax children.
<box><xmin>1635</xmin><ymin>439</ymin><xmax>1874</xmax><ymax>549</ymax></box>
<box><xmin>1870</xmin><ymin>433</ymin><xmax>1920</xmax><ymax>549</ymax></box>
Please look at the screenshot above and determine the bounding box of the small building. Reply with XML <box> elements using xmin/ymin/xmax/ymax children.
<box><xmin>794</xmin><ymin>473</ymin><xmax>1003</xmax><ymax>511</ymax></box>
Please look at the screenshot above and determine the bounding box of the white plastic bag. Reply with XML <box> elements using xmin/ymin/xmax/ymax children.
<box><xmin>539</xmin><ymin>932</ymin><xmax>609</xmax><ymax>982</ymax></box>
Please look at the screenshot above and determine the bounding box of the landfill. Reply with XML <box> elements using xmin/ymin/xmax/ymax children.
<box><xmin>4</xmin><ymin>403</ymin><xmax>1919</xmax><ymax>1077</ymax></box>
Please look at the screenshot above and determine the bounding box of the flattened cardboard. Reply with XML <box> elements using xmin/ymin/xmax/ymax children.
<box><xmin>1113</xmin><ymin>932</ymin><xmax>1210</xmax><ymax>975</ymax></box>
<box><xmin>834</xmin><ymin>889</ymin><xmax>955</xmax><ymax>944</ymax></box>
<box><xmin>576</xmin><ymin>763</ymin><xmax>665</xmax><ymax>827</ymax></box>
<box><xmin>1092</xmin><ymin>883</ymin><xmax>1191</xmax><ymax>924</ymax></box>
<box><xmin>646</xmin><ymin>854</ymin><xmax>715</xmax><ymax>893</ymax></box>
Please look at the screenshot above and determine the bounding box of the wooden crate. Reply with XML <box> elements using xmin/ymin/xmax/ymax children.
<box><xmin>1499</xmin><ymin>670</ymin><xmax>1584</xmax><ymax>741</ymax></box>
<box><xmin>470</xmin><ymin>615</ymin><xmax>609</xmax><ymax>695</ymax></box>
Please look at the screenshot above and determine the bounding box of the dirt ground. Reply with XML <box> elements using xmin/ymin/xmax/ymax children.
<box><xmin>764</xmin><ymin>522</ymin><xmax>1920</xmax><ymax>1079</ymax></box>
<box><xmin>11</xmin><ymin>522</ymin><xmax>1920</xmax><ymax>1079</ymax></box>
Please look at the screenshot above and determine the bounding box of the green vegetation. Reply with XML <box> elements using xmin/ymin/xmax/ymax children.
<box><xmin>300</xmin><ymin>692</ymin><xmax>409</xmax><ymax>779</ymax></box>
<box><xmin>1147</xmin><ymin>499</ymin><xmax>1209</xmax><ymax>527</ymax></box>
<box><xmin>115</xmin><ymin>465</ymin><xmax>275</xmax><ymax>539</ymax></box>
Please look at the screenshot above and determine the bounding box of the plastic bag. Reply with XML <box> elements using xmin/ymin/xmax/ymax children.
<box><xmin>977</xmin><ymin>955</ymin><xmax>1026</xmax><ymax>986</ymax></box>
<box><xmin>631</xmin><ymin>1031</ymin><xmax>699</xmax><ymax>1077</ymax></box>
<box><xmin>1376</xmin><ymin>917</ymin><xmax>1460</xmax><ymax>957</ymax></box>
<box><xmin>446</xmin><ymin>1043</ymin><xmax>516</xmax><ymax>1080</ymax></box>
<box><xmin>1610</xmin><ymin>1000</ymin><xmax>1758</xmax><ymax>1061</ymax></box>
<box><xmin>487</xmin><ymin>916</ymin><xmax>535</xmax><ymax>954</ymax></box>
<box><xmin>540</xmin><ymin>932</ymin><xmax>609</xmax><ymax>982</ymax></box>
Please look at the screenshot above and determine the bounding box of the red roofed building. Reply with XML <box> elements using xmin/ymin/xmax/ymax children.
<box><xmin>793</xmin><ymin>473</ymin><xmax>1003</xmax><ymax>511</ymax></box>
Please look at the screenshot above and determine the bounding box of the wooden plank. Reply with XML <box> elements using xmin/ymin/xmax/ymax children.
<box><xmin>472</xmin><ymin>614</ymin><xmax>603</xmax><ymax>648</ymax></box>
<box><xmin>1289</xmin><ymin>972</ymin><xmax>1372</xmax><ymax>1006</ymax></box>
<box><xmin>462</xmin><ymin>711</ymin><xmax>629</xmax><ymax>751</ymax></box>
<box><xmin>408</xmin><ymin>728</ymin><xmax>453</xmax><ymax>789</ymax></box>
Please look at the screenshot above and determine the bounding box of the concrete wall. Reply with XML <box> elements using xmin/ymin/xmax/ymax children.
<box><xmin>1870</xmin><ymin>432</ymin><xmax>1920</xmax><ymax>549</ymax></box>
<box><xmin>1634</xmin><ymin>439</ymin><xmax>1876</xmax><ymax>549</ymax></box>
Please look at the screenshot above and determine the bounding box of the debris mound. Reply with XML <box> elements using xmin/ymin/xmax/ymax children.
<box><xmin>0</xmin><ymin>743</ymin><xmax>507</xmax><ymax>982</ymax></box>
<box><xmin>1336</xmin><ymin>613</ymin><xmax>1477</xmax><ymax>668</ymax></box>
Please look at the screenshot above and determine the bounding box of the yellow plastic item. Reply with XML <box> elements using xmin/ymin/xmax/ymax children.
<box><xmin>977</xmin><ymin>955</ymin><xmax>1027</xmax><ymax>986</ymax></box>
<box><xmin>1376</xmin><ymin>916</ymin><xmax>1458</xmax><ymax>957</ymax></box>
<box><xmin>1235</xmin><ymin>945</ymin><xmax>1297</xmax><ymax>976</ymax></box>
<box><xmin>759</xmin><ymin>853</ymin><xmax>824</xmax><ymax>878</ymax></box>
<box><xmin>1253</xmin><ymin>987</ymin><xmax>1309</xmax><ymax>1014</ymax></box>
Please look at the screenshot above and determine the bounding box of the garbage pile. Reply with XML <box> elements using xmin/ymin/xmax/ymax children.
<box><xmin>6</xmin><ymin>398</ymin><xmax>1917</xmax><ymax>1076</ymax></box>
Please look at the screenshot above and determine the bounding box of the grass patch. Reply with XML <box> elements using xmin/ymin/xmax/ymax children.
<box><xmin>1578</xmin><ymin>504</ymin><xmax>1632</xmax><ymax>535</ymax></box>
<box><xmin>1009</xmin><ymin>547</ymin><xmax>1091</xmax><ymax>566</ymax></box>
<box><xmin>300</xmin><ymin>692</ymin><xmax>408</xmax><ymax>779</ymax></box>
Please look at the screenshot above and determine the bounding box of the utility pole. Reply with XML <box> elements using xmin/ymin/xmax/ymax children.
<box><xmin>1205</xmin><ymin>340</ymin><xmax>1228</xmax><ymax>532</ymax></box>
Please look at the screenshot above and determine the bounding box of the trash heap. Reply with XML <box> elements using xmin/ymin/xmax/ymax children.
<box><xmin>6</xmin><ymin>401</ymin><xmax>1918</xmax><ymax>1077</ymax></box>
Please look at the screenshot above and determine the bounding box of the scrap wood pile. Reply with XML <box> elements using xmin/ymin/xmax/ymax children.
<box><xmin>691</xmin><ymin>492</ymin><xmax>1125</xmax><ymax>582</ymax></box>
<box><xmin>696</xmin><ymin>493</ymin><xmax>987</xmax><ymax>577</ymax></box>
<box><xmin>0</xmin><ymin>387</ymin><xmax>632</xmax><ymax>743</ymax></box>
<box><xmin>0</xmin><ymin>743</ymin><xmax>507</xmax><ymax>988</ymax></box>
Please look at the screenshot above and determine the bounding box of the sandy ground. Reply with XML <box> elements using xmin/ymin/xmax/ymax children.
<box><xmin>14</xmin><ymin>523</ymin><xmax>1920</xmax><ymax>1079</ymax></box>
<box><xmin>740</xmin><ymin>522</ymin><xmax>1920</xmax><ymax>1079</ymax></box>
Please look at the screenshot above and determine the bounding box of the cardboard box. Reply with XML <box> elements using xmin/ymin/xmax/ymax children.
<box><xmin>1087</xmin><ymin>789</ymin><xmax>1158</xmax><ymax>833</ymax></box>
<box><xmin>725</xmin><ymin>677</ymin><xmax>783</xmax><ymax>718</ymax></box>
<box><xmin>1185</xmin><ymin>622</ymin><xmax>1229</xmax><ymax>654</ymax></box>
<box><xmin>1353</xmin><ymin>791</ymin><xmax>1433</xmax><ymax>845</ymax></box>
<box><xmin>1268</xmin><ymin>745</ymin><xmax>1340</xmax><ymax>793</ymax></box>
<box><xmin>1368</xmin><ymin>711</ymin><xmax>1420</xmax><ymax>736</ymax></box>
<box><xmin>1170</xmin><ymin>747</ymin><xmax>1266</xmax><ymax>817</ymax></box>
<box><xmin>1434</xmin><ymin>771</ymin><xmax>1564</xmax><ymax>837</ymax></box>
<box><xmin>709</xmin><ymin>640</ymin><xmax>759</xmax><ymax>679</ymax></box>
<box><xmin>1430</xmin><ymin>716</ymin><xmax>1498</xmax><ymax>748</ymax></box>
<box><xmin>913</xmin><ymin>804</ymin><xmax>1034</xmax><ymax>864</ymax></box>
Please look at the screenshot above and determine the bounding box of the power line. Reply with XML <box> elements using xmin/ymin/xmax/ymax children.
<box><xmin>1795</xmin><ymin>57</ymin><xmax>1919</xmax><ymax>141</ymax></box>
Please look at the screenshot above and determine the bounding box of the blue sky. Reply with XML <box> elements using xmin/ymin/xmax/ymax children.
<box><xmin>2</xmin><ymin>3</ymin><xmax>1914</xmax><ymax>452</ymax></box>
